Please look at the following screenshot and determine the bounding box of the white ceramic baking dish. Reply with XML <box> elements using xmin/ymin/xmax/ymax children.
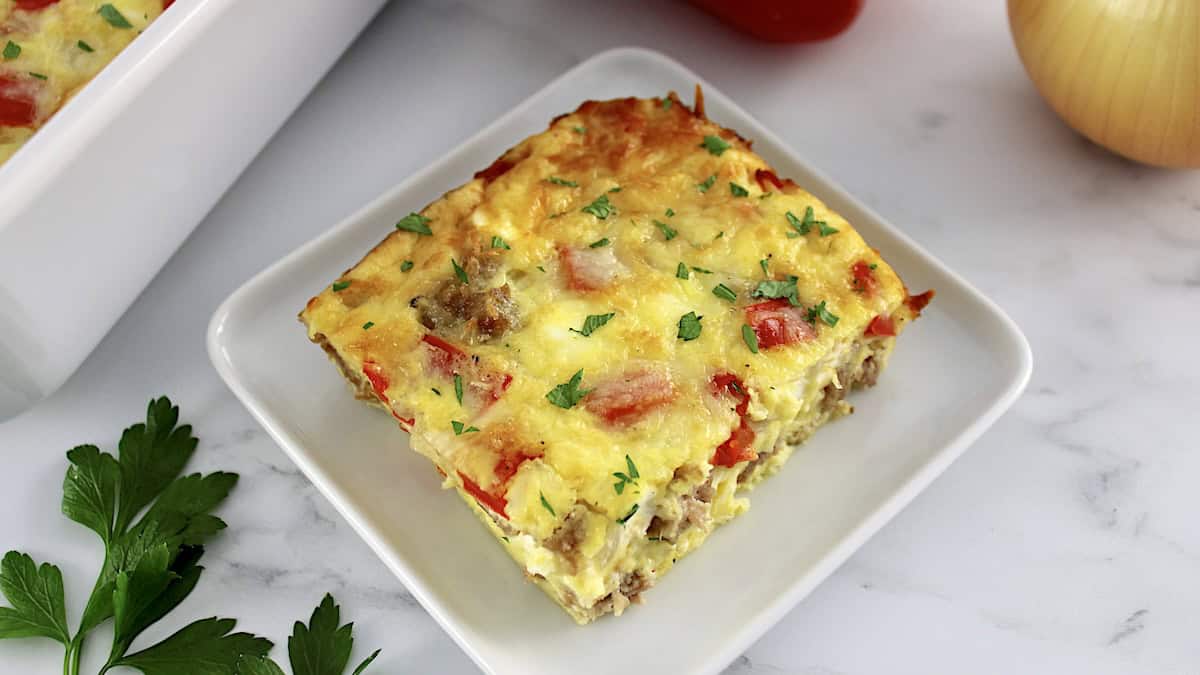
<box><xmin>0</xmin><ymin>0</ymin><xmax>387</xmax><ymax>422</ymax></box>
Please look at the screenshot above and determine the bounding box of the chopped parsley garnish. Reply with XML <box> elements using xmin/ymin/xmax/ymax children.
<box><xmin>400</xmin><ymin>260</ymin><xmax>414</xmax><ymax>272</ymax></box>
<box><xmin>662</xmin><ymin>97</ymin><xmax>672</xmax><ymax>109</ymax></box>
<box><xmin>540</xmin><ymin>492</ymin><xmax>556</xmax><ymax>516</ymax></box>
<box><xmin>581</xmin><ymin>194</ymin><xmax>615</xmax><ymax>219</ymax></box>
<box><xmin>28</xmin><ymin>71</ymin><xmax>46</xmax><ymax>80</ymax></box>
<box><xmin>807</xmin><ymin>301</ymin><xmax>840</xmax><ymax>326</ymax></box>
<box><xmin>692</xmin><ymin>266</ymin><xmax>713</xmax><ymax>274</ymax></box>
<box><xmin>454</xmin><ymin>373</ymin><xmax>464</xmax><ymax>405</ymax></box>
<box><xmin>617</xmin><ymin>503</ymin><xmax>640</xmax><ymax>524</ymax></box>
<box><xmin>547</xmin><ymin>176</ymin><xmax>578</xmax><ymax>187</ymax></box>
<box><xmin>729</xmin><ymin>182</ymin><xmax>750</xmax><ymax>198</ymax></box>
<box><xmin>573</xmin><ymin>126</ymin><xmax>586</xmax><ymax>134</ymax></box>
<box><xmin>3</xmin><ymin>41</ymin><xmax>20</xmax><ymax>60</ymax></box>
<box><xmin>715</xmin><ymin>231</ymin><xmax>725</xmax><ymax>239</ymax></box>
<box><xmin>700</xmin><ymin>135</ymin><xmax>730</xmax><ymax>156</ymax></box>
<box><xmin>712</xmin><ymin>283</ymin><xmax>737</xmax><ymax>302</ymax></box>
<box><xmin>665</xmin><ymin>208</ymin><xmax>675</xmax><ymax>217</ymax></box>
<box><xmin>491</xmin><ymin>236</ymin><xmax>510</xmax><ymax>250</ymax></box>
<box><xmin>742</xmin><ymin>324</ymin><xmax>759</xmax><ymax>353</ymax></box>
<box><xmin>569</xmin><ymin>312</ymin><xmax>615</xmax><ymax>337</ymax></box>
<box><xmin>818</xmin><ymin>221</ymin><xmax>839</xmax><ymax>236</ymax></box>
<box><xmin>546</xmin><ymin>369</ymin><xmax>591</xmax><ymax>409</ymax></box>
<box><xmin>451</xmin><ymin>420</ymin><xmax>480</xmax><ymax>435</ymax></box>
<box><xmin>613</xmin><ymin>455</ymin><xmax>640</xmax><ymax>494</ymax></box>
<box><xmin>697</xmin><ymin>174</ymin><xmax>717</xmax><ymax>192</ymax></box>
<box><xmin>653</xmin><ymin>220</ymin><xmax>678</xmax><ymax>241</ymax></box>
<box><xmin>451</xmin><ymin>258</ymin><xmax>469</xmax><ymax>284</ymax></box>
<box><xmin>77</xmin><ymin>40</ymin><xmax>94</xmax><ymax>52</ymax></box>
<box><xmin>759</xmin><ymin>257</ymin><xmax>770</xmax><ymax>277</ymax></box>
<box><xmin>395</xmin><ymin>212</ymin><xmax>432</xmax><ymax>235</ymax></box>
<box><xmin>98</xmin><ymin>3</ymin><xmax>133</xmax><ymax>28</ymax></box>
<box><xmin>677</xmin><ymin>312</ymin><xmax>703</xmax><ymax>341</ymax></box>
<box><xmin>589</xmin><ymin>237</ymin><xmax>611</xmax><ymax>248</ymax></box>
<box><xmin>431</xmin><ymin>387</ymin><xmax>441</xmax><ymax>396</ymax></box>
<box><xmin>362</xmin><ymin>321</ymin><xmax>375</xmax><ymax>330</ymax></box>
<box><xmin>676</xmin><ymin>262</ymin><xmax>690</xmax><ymax>279</ymax></box>
<box><xmin>751</xmin><ymin>276</ymin><xmax>801</xmax><ymax>306</ymax></box>
<box><xmin>331</xmin><ymin>280</ymin><xmax>351</xmax><ymax>292</ymax></box>
<box><xmin>786</xmin><ymin>206</ymin><xmax>836</xmax><ymax>237</ymax></box>
<box><xmin>608</xmin><ymin>186</ymin><xmax>622</xmax><ymax>193</ymax></box>
<box><xmin>536</xmin><ymin>265</ymin><xmax>546</xmax><ymax>273</ymax></box>
<box><xmin>869</xmin><ymin>263</ymin><xmax>878</xmax><ymax>270</ymax></box>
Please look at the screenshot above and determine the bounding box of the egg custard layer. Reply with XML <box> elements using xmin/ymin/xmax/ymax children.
<box><xmin>301</xmin><ymin>92</ymin><xmax>932</xmax><ymax>624</ymax></box>
<box><xmin>1</xmin><ymin>0</ymin><xmax>168</xmax><ymax>166</ymax></box>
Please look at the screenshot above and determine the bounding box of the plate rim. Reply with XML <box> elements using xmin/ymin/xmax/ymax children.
<box><xmin>207</xmin><ymin>46</ymin><xmax>1033</xmax><ymax>675</ymax></box>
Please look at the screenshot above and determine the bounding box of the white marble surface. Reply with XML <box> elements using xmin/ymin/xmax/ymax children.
<box><xmin>2</xmin><ymin>1</ymin><xmax>1199</xmax><ymax>673</ymax></box>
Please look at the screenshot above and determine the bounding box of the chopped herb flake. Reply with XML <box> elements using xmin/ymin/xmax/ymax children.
<box><xmin>400</xmin><ymin>260</ymin><xmax>414</xmax><ymax>272</ymax></box>
<box><xmin>665</xmin><ymin>207</ymin><xmax>675</xmax><ymax>217</ymax></box>
<box><xmin>3</xmin><ymin>41</ymin><xmax>20</xmax><ymax>60</ymax></box>
<box><xmin>869</xmin><ymin>263</ymin><xmax>878</xmax><ymax>270</ymax></box>
<box><xmin>362</xmin><ymin>321</ymin><xmax>375</xmax><ymax>330</ymax></box>
<box><xmin>608</xmin><ymin>186</ymin><xmax>622</xmax><ymax>193</ymax></box>
<box><xmin>712</xmin><ymin>284</ymin><xmax>736</xmax><ymax>302</ymax></box>
<box><xmin>573</xmin><ymin>126</ymin><xmax>586</xmax><ymax>134</ymax></box>
<box><xmin>653</xmin><ymin>220</ymin><xmax>677</xmax><ymax>241</ymax></box>
<box><xmin>569</xmin><ymin>312</ymin><xmax>615</xmax><ymax>337</ymax></box>
<box><xmin>676</xmin><ymin>262</ymin><xmax>690</xmax><ymax>279</ymax></box>
<box><xmin>540</xmin><ymin>492</ymin><xmax>556</xmax><ymax>516</ymax></box>
<box><xmin>331</xmin><ymin>280</ymin><xmax>351</xmax><ymax>292</ymax></box>
<box><xmin>697</xmin><ymin>174</ymin><xmax>717</xmax><ymax>192</ymax></box>
<box><xmin>818</xmin><ymin>221</ymin><xmax>839</xmax><ymax>237</ymax></box>
<box><xmin>618</xmin><ymin>503</ymin><xmax>640</xmax><ymax>524</ymax></box>
<box><xmin>28</xmin><ymin>71</ymin><xmax>46</xmax><ymax>80</ymax></box>
<box><xmin>491</xmin><ymin>236</ymin><xmax>510</xmax><ymax>250</ymax></box>
<box><xmin>581</xmin><ymin>194</ymin><xmax>615</xmax><ymax>219</ymax></box>
<box><xmin>759</xmin><ymin>257</ymin><xmax>770</xmax><ymax>277</ymax></box>
<box><xmin>77</xmin><ymin>40</ymin><xmax>94</xmax><ymax>52</ymax></box>
<box><xmin>451</xmin><ymin>420</ymin><xmax>480</xmax><ymax>435</ymax></box>
<box><xmin>454</xmin><ymin>374</ymin><xmax>464</xmax><ymax>404</ymax></box>
<box><xmin>546</xmin><ymin>369</ymin><xmax>591</xmax><ymax>409</ymax></box>
<box><xmin>626</xmin><ymin>454</ymin><xmax>640</xmax><ymax>479</ymax></box>
<box><xmin>589</xmin><ymin>237</ymin><xmax>611</xmax><ymax>248</ymax></box>
<box><xmin>536</xmin><ymin>265</ymin><xmax>546</xmax><ymax>273</ymax></box>
<box><xmin>395</xmin><ymin>212</ymin><xmax>432</xmax><ymax>235</ymax></box>
<box><xmin>431</xmin><ymin>388</ymin><xmax>441</xmax><ymax>396</ymax></box>
<box><xmin>691</xmin><ymin>266</ymin><xmax>713</xmax><ymax>274</ymax></box>
<box><xmin>677</xmin><ymin>312</ymin><xmax>703</xmax><ymax>341</ymax></box>
<box><xmin>547</xmin><ymin>176</ymin><xmax>578</xmax><ymax>187</ymax></box>
<box><xmin>715</xmin><ymin>231</ymin><xmax>725</xmax><ymax>239</ymax></box>
<box><xmin>729</xmin><ymin>182</ymin><xmax>750</xmax><ymax>198</ymax></box>
<box><xmin>662</xmin><ymin>97</ymin><xmax>672</xmax><ymax>109</ymax></box>
<box><xmin>751</xmin><ymin>276</ymin><xmax>801</xmax><ymax>306</ymax></box>
<box><xmin>98</xmin><ymin>3</ymin><xmax>133</xmax><ymax>28</ymax></box>
<box><xmin>451</xmin><ymin>258</ymin><xmax>469</xmax><ymax>284</ymax></box>
<box><xmin>700</xmin><ymin>135</ymin><xmax>731</xmax><ymax>156</ymax></box>
<box><xmin>807</xmin><ymin>301</ymin><xmax>840</xmax><ymax>326</ymax></box>
<box><xmin>742</xmin><ymin>324</ymin><xmax>760</xmax><ymax>353</ymax></box>
<box><xmin>612</xmin><ymin>455</ymin><xmax>641</xmax><ymax>494</ymax></box>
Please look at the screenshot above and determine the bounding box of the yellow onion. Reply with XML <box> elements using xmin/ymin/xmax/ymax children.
<box><xmin>1008</xmin><ymin>0</ymin><xmax>1200</xmax><ymax>168</ymax></box>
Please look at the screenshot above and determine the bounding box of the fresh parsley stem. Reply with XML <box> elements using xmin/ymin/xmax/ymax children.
<box><xmin>66</xmin><ymin>635</ymin><xmax>83</xmax><ymax>675</ymax></box>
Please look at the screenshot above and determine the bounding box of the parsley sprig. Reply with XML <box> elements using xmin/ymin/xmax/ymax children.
<box><xmin>581</xmin><ymin>194</ymin><xmax>615</xmax><ymax>219</ymax></box>
<box><xmin>612</xmin><ymin>455</ymin><xmax>640</xmax><ymax>495</ymax></box>
<box><xmin>569</xmin><ymin>313</ymin><xmax>615</xmax><ymax>337</ymax></box>
<box><xmin>0</xmin><ymin>398</ymin><xmax>381</xmax><ymax>675</ymax></box>
<box><xmin>546</xmin><ymin>370</ymin><xmax>591</xmax><ymax>409</ymax></box>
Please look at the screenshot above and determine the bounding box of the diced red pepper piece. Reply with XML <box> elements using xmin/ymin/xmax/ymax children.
<box><xmin>745</xmin><ymin>298</ymin><xmax>817</xmax><ymax>350</ymax></box>
<box><xmin>851</xmin><ymin>261</ymin><xmax>878</xmax><ymax>296</ymax></box>
<box><xmin>906</xmin><ymin>290</ymin><xmax>934</xmax><ymax>314</ymax></box>
<box><xmin>362</xmin><ymin>360</ymin><xmax>389</xmax><ymax>400</ymax></box>
<box><xmin>0</xmin><ymin>75</ymin><xmax>38</xmax><ymax>128</ymax></box>
<box><xmin>710</xmin><ymin>373</ymin><xmax>757</xmax><ymax>468</ymax></box>
<box><xmin>459</xmin><ymin>471</ymin><xmax>508</xmax><ymax>518</ymax></box>
<box><xmin>584</xmin><ymin>368</ymin><xmax>676</xmax><ymax>425</ymax></box>
<box><xmin>14</xmin><ymin>0</ymin><xmax>61</xmax><ymax>10</ymax></box>
<box><xmin>865</xmin><ymin>315</ymin><xmax>897</xmax><ymax>337</ymax></box>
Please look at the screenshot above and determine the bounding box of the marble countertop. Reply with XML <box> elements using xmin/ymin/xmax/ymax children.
<box><xmin>3</xmin><ymin>1</ymin><xmax>1198</xmax><ymax>673</ymax></box>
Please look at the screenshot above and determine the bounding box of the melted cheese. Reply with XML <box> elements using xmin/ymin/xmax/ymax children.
<box><xmin>0</xmin><ymin>0</ymin><xmax>166</xmax><ymax>165</ymax></box>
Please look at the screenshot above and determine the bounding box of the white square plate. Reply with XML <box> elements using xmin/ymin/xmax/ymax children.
<box><xmin>208</xmin><ymin>48</ymin><xmax>1032</xmax><ymax>675</ymax></box>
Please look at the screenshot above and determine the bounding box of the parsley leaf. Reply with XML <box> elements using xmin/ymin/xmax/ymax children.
<box><xmin>573</xmin><ymin>126</ymin><xmax>586</xmax><ymax>134</ymax></box>
<box><xmin>61</xmin><ymin>444</ymin><xmax>120</xmax><ymax>544</ymax></box>
<box><xmin>785</xmin><ymin>210</ymin><xmax>808</xmax><ymax>236</ymax></box>
<box><xmin>394</xmin><ymin>212</ymin><xmax>432</xmax><ymax>235</ymax></box>
<box><xmin>286</xmin><ymin>594</ymin><xmax>361</xmax><ymax>675</ymax></box>
<box><xmin>454</xmin><ymin>374</ymin><xmax>463</xmax><ymax>405</ymax></box>
<box><xmin>807</xmin><ymin>301</ymin><xmax>840</xmax><ymax>326</ymax></box>
<box><xmin>700</xmin><ymin>135</ymin><xmax>730</xmax><ymax>156</ymax></box>
<box><xmin>400</xmin><ymin>260</ymin><xmax>413</xmax><ymax>272</ymax></box>
<box><xmin>581</xmin><ymin>194</ymin><xmax>614</xmax><ymax>219</ymax></box>
<box><xmin>697</xmin><ymin>175</ymin><xmax>717</xmax><ymax>192</ymax></box>
<box><xmin>77</xmin><ymin>40</ymin><xmax>95</xmax><ymax>52</ymax></box>
<box><xmin>331</xmin><ymin>280</ymin><xmax>350</xmax><ymax>292</ymax></box>
<box><xmin>818</xmin><ymin>221</ymin><xmax>839</xmax><ymax>237</ymax></box>
<box><xmin>490</xmin><ymin>236</ymin><xmax>510</xmax><ymax>250</ymax></box>
<box><xmin>759</xmin><ymin>257</ymin><xmax>770</xmax><ymax>277</ymax></box>
<box><xmin>675</xmin><ymin>262</ymin><xmax>689</xmax><ymax>279</ymax></box>
<box><xmin>547</xmin><ymin>176</ymin><xmax>577</xmax><ymax>187</ymax></box>
<box><xmin>588</xmin><ymin>237</ymin><xmax>610</xmax><ymax>248</ymax></box>
<box><xmin>109</xmin><ymin>617</ymin><xmax>271</xmax><ymax>675</ymax></box>
<box><xmin>617</xmin><ymin>504</ymin><xmax>639</xmax><ymax>524</ymax></box>
<box><xmin>751</xmin><ymin>276</ymin><xmax>801</xmax><ymax>306</ymax></box>
<box><xmin>362</xmin><ymin>322</ymin><xmax>374</xmax><ymax>330</ymax></box>
<box><xmin>691</xmin><ymin>266</ymin><xmax>713</xmax><ymax>274</ymax></box>
<box><xmin>729</xmin><ymin>182</ymin><xmax>749</xmax><ymax>198</ymax></box>
<box><xmin>27</xmin><ymin>72</ymin><xmax>46</xmax><ymax>80</ymax></box>
<box><xmin>653</xmin><ymin>220</ymin><xmax>677</xmax><ymax>241</ymax></box>
<box><xmin>0</xmin><ymin>552</ymin><xmax>70</xmax><ymax>644</ymax></box>
<box><xmin>113</xmin><ymin>397</ymin><xmax>198</xmax><ymax>534</ymax></box>
<box><xmin>612</xmin><ymin>455</ymin><xmax>640</xmax><ymax>495</ymax></box>
<box><xmin>98</xmin><ymin>3</ymin><xmax>133</xmax><ymax>28</ymax></box>
<box><xmin>2</xmin><ymin>41</ymin><xmax>20</xmax><ymax>60</ymax></box>
<box><xmin>626</xmin><ymin>454</ymin><xmax>640</xmax><ymax>480</ymax></box>
<box><xmin>569</xmin><ymin>312</ymin><xmax>615</xmax><ymax>337</ymax></box>
<box><xmin>546</xmin><ymin>369</ymin><xmax>591</xmax><ymax>409</ymax></box>
<box><xmin>451</xmin><ymin>258</ymin><xmax>468</xmax><ymax>284</ymax></box>
<box><xmin>451</xmin><ymin>421</ymin><xmax>479</xmax><ymax>435</ymax></box>
<box><xmin>677</xmin><ymin>312</ymin><xmax>702</xmax><ymax>341</ymax></box>
<box><xmin>712</xmin><ymin>284</ymin><xmax>736</xmax><ymax>302</ymax></box>
<box><xmin>662</xmin><ymin>97</ymin><xmax>672</xmax><ymax>109</ymax></box>
<box><xmin>539</xmin><ymin>492</ymin><xmax>556</xmax><ymax>517</ymax></box>
<box><xmin>237</xmin><ymin>656</ymin><xmax>288</xmax><ymax>675</ymax></box>
<box><xmin>742</xmin><ymin>325</ymin><xmax>760</xmax><ymax>353</ymax></box>
<box><xmin>608</xmin><ymin>186</ymin><xmax>622</xmax><ymax>193</ymax></box>
<box><xmin>665</xmin><ymin>208</ymin><xmax>675</xmax><ymax>217</ymax></box>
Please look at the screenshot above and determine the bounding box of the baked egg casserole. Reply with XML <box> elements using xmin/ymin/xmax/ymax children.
<box><xmin>300</xmin><ymin>90</ymin><xmax>932</xmax><ymax>623</ymax></box>
<box><xmin>0</xmin><ymin>0</ymin><xmax>169</xmax><ymax>165</ymax></box>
